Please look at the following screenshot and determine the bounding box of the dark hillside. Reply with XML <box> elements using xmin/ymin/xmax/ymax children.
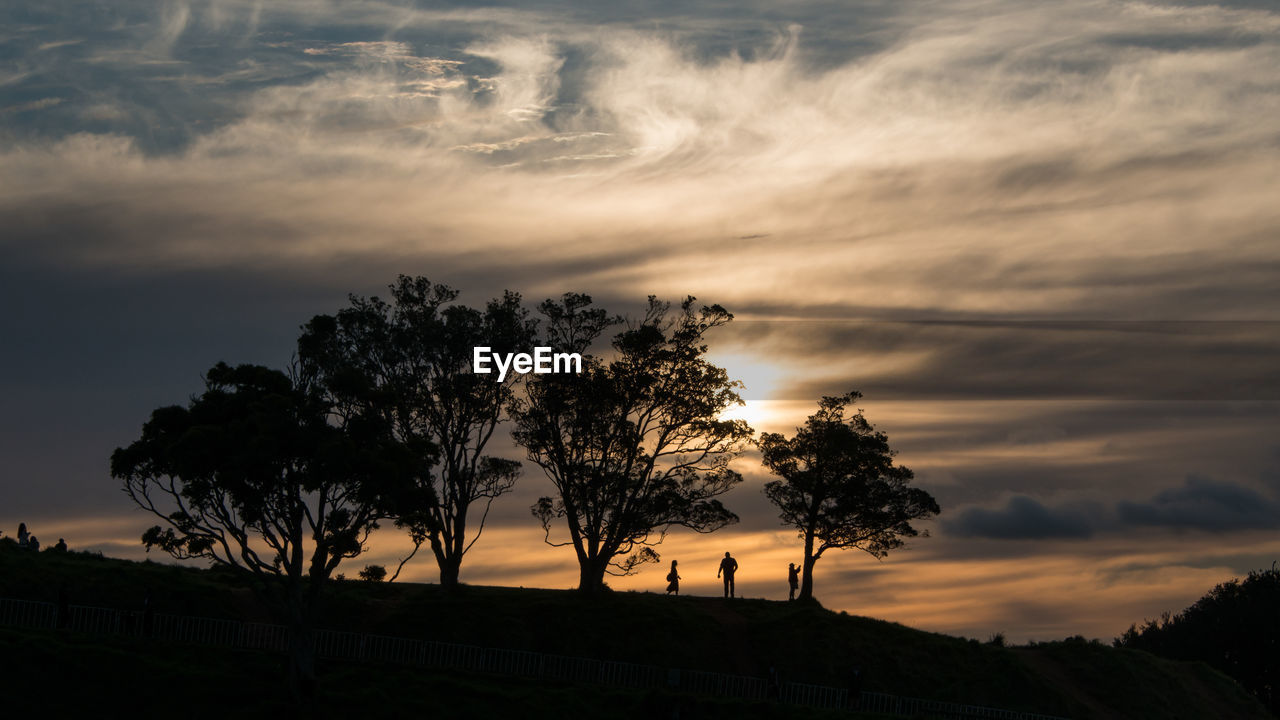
<box><xmin>0</xmin><ymin>543</ymin><xmax>1268</xmax><ymax>719</ymax></box>
<box><xmin>0</xmin><ymin>627</ymin><xmax>863</xmax><ymax>720</ymax></box>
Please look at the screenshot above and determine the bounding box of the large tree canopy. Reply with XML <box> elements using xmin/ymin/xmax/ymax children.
<box><xmin>111</xmin><ymin>362</ymin><xmax>412</xmax><ymax>698</ymax></box>
<box><xmin>760</xmin><ymin>391</ymin><xmax>939</xmax><ymax>601</ymax></box>
<box><xmin>296</xmin><ymin>275</ymin><xmax>533</xmax><ymax>586</ymax></box>
<box><xmin>512</xmin><ymin>294</ymin><xmax>753</xmax><ymax>593</ymax></box>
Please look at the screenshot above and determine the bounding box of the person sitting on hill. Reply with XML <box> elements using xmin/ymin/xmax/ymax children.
<box><xmin>54</xmin><ymin>538</ymin><xmax>68</xmax><ymax>552</ymax></box>
<box><xmin>28</xmin><ymin>535</ymin><xmax>40</xmax><ymax>552</ymax></box>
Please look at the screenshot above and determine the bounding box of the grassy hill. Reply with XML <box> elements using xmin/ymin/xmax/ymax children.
<box><xmin>0</xmin><ymin>543</ymin><xmax>1269</xmax><ymax>719</ymax></box>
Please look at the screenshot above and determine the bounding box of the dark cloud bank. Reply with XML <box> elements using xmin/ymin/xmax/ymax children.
<box><xmin>945</xmin><ymin>474</ymin><xmax>1280</xmax><ymax>541</ymax></box>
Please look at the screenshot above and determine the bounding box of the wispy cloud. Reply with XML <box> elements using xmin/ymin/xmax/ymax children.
<box><xmin>2</xmin><ymin>0</ymin><xmax>1278</xmax><ymax>642</ymax></box>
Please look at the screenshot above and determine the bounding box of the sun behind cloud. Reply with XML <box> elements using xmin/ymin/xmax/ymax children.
<box><xmin>709</xmin><ymin>352</ymin><xmax>798</xmax><ymax>433</ymax></box>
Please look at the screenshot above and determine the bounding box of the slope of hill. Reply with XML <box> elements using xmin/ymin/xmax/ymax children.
<box><xmin>0</xmin><ymin>543</ymin><xmax>1269</xmax><ymax>719</ymax></box>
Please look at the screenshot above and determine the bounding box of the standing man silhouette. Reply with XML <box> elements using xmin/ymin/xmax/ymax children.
<box><xmin>717</xmin><ymin>551</ymin><xmax>738</xmax><ymax>598</ymax></box>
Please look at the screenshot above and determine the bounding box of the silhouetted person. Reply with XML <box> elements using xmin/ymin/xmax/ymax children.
<box><xmin>717</xmin><ymin>552</ymin><xmax>738</xmax><ymax>598</ymax></box>
<box><xmin>54</xmin><ymin>538</ymin><xmax>67</xmax><ymax>552</ymax></box>
<box><xmin>666</xmin><ymin>559</ymin><xmax>681</xmax><ymax>595</ymax></box>
<box><xmin>788</xmin><ymin>563</ymin><xmax>800</xmax><ymax>601</ymax></box>
<box><xmin>17</xmin><ymin>522</ymin><xmax>29</xmax><ymax>548</ymax></box>
<box><xmin>28</xmin><ymin>535</ymin><xmax>40</xmax><ymax>552</ymax></box>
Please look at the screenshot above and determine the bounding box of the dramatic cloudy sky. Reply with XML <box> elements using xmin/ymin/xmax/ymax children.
<box><xmin>3</xmin><ymin>0</ymin><xmax>1279</xmax><ymax>642</ymax></box>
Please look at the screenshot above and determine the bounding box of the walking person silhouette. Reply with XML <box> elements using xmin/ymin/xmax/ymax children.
<box><xmin>718</xmin><ymin>552</ymin><xmax>738</xmax><ymax>598</ymax></box>
<box><xmin>666</xmin><ymin>559</ymin><xmax>681</xmax><ymax>595</ymax></box>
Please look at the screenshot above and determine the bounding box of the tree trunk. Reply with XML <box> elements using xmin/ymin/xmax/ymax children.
<box><xmin>428</xmin><ymin>532</ymin><xmax>460</xmax><ymax>589</ymax></box>
<box><xmin>438</xmin><ymin>555</ymin><xmax>461</xmax><ymax>588</ymax></box>
<box><xmin>577</xmin><ymin>555</ymin><xmax>610</xmax><ymax>594</ymax></box>
<box><xmin>442</xmin><ymin>509</ymin><xmax>467</xmax><ymax>589</ymax></box>
<box><xmin>798</xmin><ymin>531</ymin><xmax>819</xmax><ymax>600</ymax></box>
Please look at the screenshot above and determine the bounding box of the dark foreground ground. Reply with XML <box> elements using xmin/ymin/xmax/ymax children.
<box><xmin>0</xmin><ymin>544</ymin><xmax>1268</xmax><ymax>719</ymax></box>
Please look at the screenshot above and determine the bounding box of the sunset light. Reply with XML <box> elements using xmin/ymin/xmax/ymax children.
<box><xmin>3</xmin><ymin>1</ymin><xmax>1279</xmax><ymax>715</ymax></box>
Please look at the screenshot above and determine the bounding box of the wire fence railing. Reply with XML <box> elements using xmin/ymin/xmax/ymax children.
<box><xmin>0</xmin><ymin>597</ymin><xmax>1070</xmax><ymax>719</ymax></box>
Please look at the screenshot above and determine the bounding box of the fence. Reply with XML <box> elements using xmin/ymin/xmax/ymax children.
<box><xmin>0</xmin><ymin>597</ymin><xmax>1069</xmax><ymax>719</ymax></box>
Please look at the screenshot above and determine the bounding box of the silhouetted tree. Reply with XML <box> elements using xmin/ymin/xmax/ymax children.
<box><xmin>760</xmin><ymin>392</ymin><xmax>939</xmax><ymax>600</ymax></box>
<box><xmin>512</xmin><ymin>295</ymin><xmax>752</xmax><ymax>593</ymax></box>
<box><xmin>111</xmin><ymin>362</ymin><xmax>412</xmax><ymax>700</ymax></box>
<box><xmin>1117</xmin><ymin>564</ymin><xmax>1280</xmax><ymax>714</ymax></box>
<box><xmin>297</xmin><ymin>276</ymin><xmax>532</xmax><ymax>587</ymax></box>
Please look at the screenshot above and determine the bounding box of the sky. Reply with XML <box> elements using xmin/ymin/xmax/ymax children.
<box><xmin>2</xmin><ymin>0</ymin><xmax>1279</xmax><ymax>643</ymax></box>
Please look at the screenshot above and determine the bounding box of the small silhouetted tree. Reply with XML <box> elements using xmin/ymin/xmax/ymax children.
<box><xmin>111</xmin><ymin>362</ymin><xmax>411</xmax><ymax>701</ymax></box>
<box><xmin>1117</xmin><ymin>565</ymin><xmax>1280</xmax><ymax>714</ymax></box>
<box><xmin>760</xmin><ymin>391</ymin><xmax>939</xmax><ymax>601</ymax></box>
<box><xmin>297</xmin><ymin>276</ymin><xmax>532</xmax><ymax>587</ymax></box>
<box><xmin>512</xmin><ymin>295</ymin><xmax>753</xmax><ymax>593</ymax></box>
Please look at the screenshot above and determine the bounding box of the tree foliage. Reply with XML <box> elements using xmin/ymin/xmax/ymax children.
<box><xmin>297</xmin><ymin>275</ymin><xmax>533</xmax><ymax>586</ymax></box>
<box><xmin>1116</xmin><ymin>564</ymin><xmax>1280</xmax><ymax>714</ymax></box>
<box><xmin>110</xmin><ymin>362</ymin><xmax>411</xmax><ymax>698</ymax></box>
<box><xmin>760</xmin><ymin>391</ymin><xmax>939</xmax><ymax>600</ymax></box>
<box><xmin>512</xmin><ymin>295</ymin><xmax>752</xmax><ymax>593</ymax></box>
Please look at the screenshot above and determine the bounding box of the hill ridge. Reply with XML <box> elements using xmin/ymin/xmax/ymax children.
<box><xmin>0</xmin><ymin>545</ymin><xmax>1268</xmax><ymax>719</ymax></box>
